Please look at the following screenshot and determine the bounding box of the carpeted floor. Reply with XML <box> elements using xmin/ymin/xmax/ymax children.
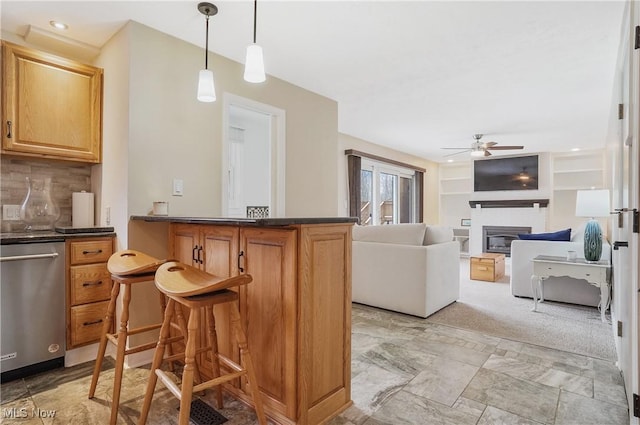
<box><xmin>427</xmin><ymin>258</ymin><xmax>617</xmax><ymax>361</ymax></box>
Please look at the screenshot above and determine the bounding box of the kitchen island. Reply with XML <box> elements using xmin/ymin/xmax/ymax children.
<box><xmin>130</xmin><ymin>215</ymin><xmax>356</xmax><ymax>425</ymax></box>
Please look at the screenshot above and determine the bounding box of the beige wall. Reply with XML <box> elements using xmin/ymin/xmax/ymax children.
<box><xmin>124</xmin><ymin>21</ymin><xmax>339</xmax><ymax>225</ymax></box>
<box><xmin>337</xmin><ymin>133</ymin><xmax>440</xmax><ymax>225</ymax></box>
<box><xmin>93</xmin><ymin>24</ymin><xmax>130</xmax><ymax>250</ymax></box>
<box><xmin>80</xmin><ymin>20</ymin><xmax>340</xmax><ymax>249</ymax></box>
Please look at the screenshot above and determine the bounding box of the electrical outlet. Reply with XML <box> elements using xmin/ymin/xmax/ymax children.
<box><xmin>105</xmin><ymin>206</ymin><xmax>111</xmax><ymax>225</ymax></box>
<box><xmin>3</xmin><ymin>205</ymin><xmax>21</xmax><ymax>220</ymax></box>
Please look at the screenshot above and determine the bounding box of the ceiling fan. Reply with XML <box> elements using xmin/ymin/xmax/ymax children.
<box><xmin>442</xmin><ymin>134</ymin><xmax>524</xmax><ymax>157</ymax></box>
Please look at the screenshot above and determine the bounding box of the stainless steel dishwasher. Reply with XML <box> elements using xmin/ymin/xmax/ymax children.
<box><xmin>1</xmin><ymin>241</ymin><xmax>66</xmax><ymax>382</ymax></box>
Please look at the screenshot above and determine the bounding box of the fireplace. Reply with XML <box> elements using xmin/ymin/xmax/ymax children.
<box><xmin>482</xmin><ymin>226</ymin><xmax>531</xmax><ymax>257</ymax></box>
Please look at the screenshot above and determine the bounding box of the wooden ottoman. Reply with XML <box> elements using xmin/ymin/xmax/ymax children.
<box><xmin>470</xmin><ymin>253</ymin><xmax>505</xmax><ymax>282</ymax></box>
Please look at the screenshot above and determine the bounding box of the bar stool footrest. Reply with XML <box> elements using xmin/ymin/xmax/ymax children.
<box><xmin>192</xmin><ymin>370</ymin><xmax>245</xmax><ymax>393</ymax></box>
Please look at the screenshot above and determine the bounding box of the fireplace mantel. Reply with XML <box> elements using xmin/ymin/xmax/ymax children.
<box><xmin>469</xmin><ymin>199</ymin><xmax>549</xmax><ymax>208</ymax></box>
<box><xmin>469</xmin><ymin>200</ymin><xmax>548</xmax><ymax>255</ymax></box>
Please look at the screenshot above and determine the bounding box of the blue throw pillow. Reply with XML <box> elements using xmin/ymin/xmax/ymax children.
<box><xmin>518</xmin><ymin>228</ymin><xmax>571</xmax><ymax>241</ymax></box>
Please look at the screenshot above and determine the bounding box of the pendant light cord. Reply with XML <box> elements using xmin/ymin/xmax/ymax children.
<box><xmin>253</xmin><ymin>0</ymin><xmax>257</xmax><ymax>44</ymax></box>
<box><xmin>205</xmin><ymin>14</ymin><xmax>210</xmax><ymax>69</ymax></box>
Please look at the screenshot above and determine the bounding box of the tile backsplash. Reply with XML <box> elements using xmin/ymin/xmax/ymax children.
<box><xmin>1</xmin><ymin>157</ymin><xmax>92</xmax><ymax>232</ymax></box>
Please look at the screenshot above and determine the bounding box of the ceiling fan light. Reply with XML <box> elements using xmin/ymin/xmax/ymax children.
<box><xmin>244</xmin><ymin>44</ymin><xmax>266</xmax><ymax>83</ymax></box>
<box><xmin>470</xmin><ymin>150</ymin><xmax>485</xmax><ymax>157</ymax></box>
<box><xmin>197</xmin><ymin>69</ymin><xmax>216</xmax><ymax>102</ymax></box>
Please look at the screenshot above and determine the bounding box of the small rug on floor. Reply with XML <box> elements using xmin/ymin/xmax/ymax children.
<box><xmin>427</xmin><ymin>258</ymin><xmax>617</xmax><ymax>361</ymax></box>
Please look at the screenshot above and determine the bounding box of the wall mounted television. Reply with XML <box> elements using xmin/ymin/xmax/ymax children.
<box><xmin>474</xmin><ymin>155</ymin><xmax>539</xmax><ymax>191</ymax></box>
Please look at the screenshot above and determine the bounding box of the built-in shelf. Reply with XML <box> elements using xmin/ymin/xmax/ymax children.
<box><xmin>469</xmin><ymin>199</ymin><xmax>550</xmax><ymax>208</ymax></box>
<box><xmin>549</xmin><ymin>150</ymin><xmax>606</xmax><ymax>232</ymax></box>
<box><xmin>440</xmin><ymin>177</ymin><xmax>471</xmax><ymax>181</ymax></box>
<box><xmin>439</xmin><ymin>162</ymin><xmax>472</xmax><ymax>230</ymax></box>
<box><xmin>553</xmin><ymin>186</ymin><xmax>605</xmax><ymax>191</ymax></box>
<box><xmin>553</xmin><ymin>168</ymin><xmax>603</xmax><ymax>174</ymax></box>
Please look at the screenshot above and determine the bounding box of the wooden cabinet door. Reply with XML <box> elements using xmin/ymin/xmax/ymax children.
<box><xmin>200</xmin><ymin>225</ymin><xmax>240</xmax><ymax>379</ymax></box>
<box><xmin>240</xmin><ymin>227</ymin><xmax>297</xmax><ymax>419</ymax></box>
<box><xmin>299</xmin><ymin>224</ymin><xmax>352</xmax><ymax>425</ymax></box>
<box><xmin>2</xmin><ymin>41</ymin><xmax>103</xmax><ymax>163</ymax></box>
<box><xmin>170</xmin><ymin>224</ymin><xmax>200</xmax><ymax>266</ymax></box>
<box><xmin>168</xmin><ymin>224</ymin><xmax>201</xmax><ymax>360</ymax></box>
<box><xmin>201</xmin><ymin>226</ymin><xmax>239</xmax><ymax>277</ymax></box>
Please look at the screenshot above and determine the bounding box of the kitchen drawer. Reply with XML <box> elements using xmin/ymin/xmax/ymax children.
<box><xmin>70</xmin><ymin>264</ymin><xmax>112</xmax><ymax>305</ymax></box>
<box><xmin>70</xmin><ymin>239</ymin><xmax>113</xmax><ymax>265</ymax></box>
<box><xmin>70</xmin><ymin>300</ymin><xmax>110</xmax><ymax>347</ymax></box>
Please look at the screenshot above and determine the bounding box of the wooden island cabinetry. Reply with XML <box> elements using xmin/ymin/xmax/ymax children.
<box><xmin>162</xmin><ymin>218</ymin><xmax>354</xmax><ymax>425</ymax></box>
<box><xmin>1</xmin><ymin>41</ymin><xmax>103</xmax><ymax>163</ymax></box>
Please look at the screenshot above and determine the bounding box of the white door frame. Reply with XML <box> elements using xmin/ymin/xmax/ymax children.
<box><xmin>222</xmin><ymin>93</ymin><xmax>286</xmax><ymax>218</ymax></box>
<box><xmin>630</xmin><ymin>2</ymin><xmax>640</xmax><ymax>421</ymax></box>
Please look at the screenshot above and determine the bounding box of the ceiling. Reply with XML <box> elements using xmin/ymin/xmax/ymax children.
<box><xmin>1</xmin><ymin>1</ymin><xmax>627</xmax><ymax>163</ymax></box>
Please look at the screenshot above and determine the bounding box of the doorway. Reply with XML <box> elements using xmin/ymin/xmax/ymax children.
<box><xmin>222</xmin><ymin>94</ymin><xmax>285</xmax><ymax>218</ymax></box>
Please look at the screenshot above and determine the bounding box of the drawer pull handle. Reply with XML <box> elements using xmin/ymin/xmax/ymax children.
<box><xmin>82</xmin><ymin>280</ymin><xmax>103</xmax><ymax>287</ymax></box>
<box><xmin>478</xmin><ymin>266</ymin><xmax>488</xmax><ymax>271</ymax></box>
<box><xmin>83</xmin><ymin>319</ymin><xmax>103</xmax><ymax>326</ymax></box>
<box><xmin>82</xmin><ymin>249</ymin><xmax>103</xmax><ymax>255</ymax></box>
<box><xmin>6</xmin><ymin>120</ymin><xmax>12</xmax><ymax>139</ymax></box>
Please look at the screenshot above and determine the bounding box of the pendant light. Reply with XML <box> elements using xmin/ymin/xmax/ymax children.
<box><xmin>197</xmin><ymin>2</ymin><xmax>217</xmax><ymax>102</ymax></box>
<box><xmin>244</xmin><ymin>0</ymin><xmax>266</xmax><ymax>83</ymax></box>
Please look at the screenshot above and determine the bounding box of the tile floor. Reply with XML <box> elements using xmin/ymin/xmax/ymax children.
<box><xmin>0</xmin><ymin>304</ymin><xmax>629</xmax><ymax>425</ymax></box>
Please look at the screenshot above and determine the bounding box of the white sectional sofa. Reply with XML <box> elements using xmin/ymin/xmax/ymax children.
<box><xmin>510</xmin><ymin>234</ymin><xmax>611</xmax><ymax>307</ymax></box>
<box><xmin>352</xmin><ymin>223</ymin><xmax>460</xmax><ymax>318</ymax></box>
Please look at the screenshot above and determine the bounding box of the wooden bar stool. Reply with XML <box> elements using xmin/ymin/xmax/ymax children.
<box><xmin>138</xmin><ymin>261</ymin><xmax>267</xmax><ymax>425</ymax></box>
<box><xmin>88</xmin><ymin>250</ymin><xmax>171</xmax><ymax>425</ymax></box>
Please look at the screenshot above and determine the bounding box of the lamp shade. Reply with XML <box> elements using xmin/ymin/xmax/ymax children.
<box><xmin>244</xmin><ymin>44</ymin><xmax>266</xmax><ymax>83</ymax></box>
<box><xmin>575</xmin><ymin>189</ymin><xmax>610</xmax><ymax>218</ymax></box>
<box><xmin>197</xmin><ymin>69</ymin><xmax>216</xmax><ymax>102</ymax></box>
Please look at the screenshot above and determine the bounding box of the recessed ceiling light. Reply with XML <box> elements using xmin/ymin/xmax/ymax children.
<box><xmin>49</xmin><ymin>20</ymin><xmax>68</xmax><ymax>30</ymax></box>
<box><xmin>447</xmin><ymin>159</ymin><xmax>454</xmax><ymax>163</ymax></box>
<box><xmin>571</xmin><ymin>148</ymin><xmax>580</xmax><ymax>152</ymax></box>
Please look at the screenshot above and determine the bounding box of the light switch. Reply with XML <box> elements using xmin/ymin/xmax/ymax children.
<box><xmin>173</xmin><ymin>179</ymin><xmax>184</xmax><ymax>196</ymax></box>
<box><xmin>3</xmin><ymin>204</ymin><xmax>21</xmax><ymax>220</ymax></box>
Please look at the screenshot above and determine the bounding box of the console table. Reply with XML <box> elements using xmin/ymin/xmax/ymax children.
<box><xmin>531</xmin><ymin>255</ymin><xmax>610</xmax><ymax>322</ymax></box>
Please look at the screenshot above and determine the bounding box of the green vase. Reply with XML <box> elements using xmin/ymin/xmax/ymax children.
<box><xmin>583</xmin><ymin>219</ymin><xmax>602</xmax><ymax>262</ymax></box>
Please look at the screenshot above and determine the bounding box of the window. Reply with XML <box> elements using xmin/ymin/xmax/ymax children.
<box><xmin>361</xmin><ymin>159</ymin><xmax>416</xmax><ymax>225</ymax></box>
<box><xmin>346</xmin><ymin>150</ymin><xmax>424</xmax><ymax>226</ymax></box>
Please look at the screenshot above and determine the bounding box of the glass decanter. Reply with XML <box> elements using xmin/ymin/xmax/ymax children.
<box><xmin>20</xmin><ymin>177</ymin><xmax>60</xmax><ymax>231</ymax></box>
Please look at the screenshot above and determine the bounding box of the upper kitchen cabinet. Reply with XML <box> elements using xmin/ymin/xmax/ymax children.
<box><xmin>1</xmin><ymin>41</ymin><xmax>103</xmax><ymax>163</ymax></box>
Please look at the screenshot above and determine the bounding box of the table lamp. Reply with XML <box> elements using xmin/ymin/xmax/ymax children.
<box><xmin>575</xmin><ymin>189</ymin><xmax>610</xmax><ymax>261</ymax></box>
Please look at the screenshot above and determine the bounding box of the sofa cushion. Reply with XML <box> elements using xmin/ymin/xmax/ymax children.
<box><xmin>423</xmin><ymin>226</ymin><xmax>454</xmax><ymax>245</ymax></box>
<box><xmin>518</xmin><ymin>228</ymin><xmax>571</xmax><ymax>241</ymax></box>
<box><xmin>352</xmin><ymin>223</ymin><xmax>427</xmax><ymax>245</ymax></box>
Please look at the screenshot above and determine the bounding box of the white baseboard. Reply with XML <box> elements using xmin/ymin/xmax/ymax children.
<box><xmin>124</xmin><ymin>350</ymin><xmax>154</xmax><ymax>368</ymax></box>
<box><xmin>65</xmin><ymin>343</ymin><xmax>114</xmax><ymax>367</ymax></box>
<box><xmin>65</xmin><ymin>343</ymin><xmax>153</xmax><ymax>369</ymax></box>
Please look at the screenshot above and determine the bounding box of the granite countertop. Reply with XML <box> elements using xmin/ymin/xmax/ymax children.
<box><xmin>0</xmin><ymin>227</ymin><xmax>116</xmax><ymax>244</ymax></box>
<box><xmin>130</xmin><ymin>215</ymin><xmax>358</xmax><ymax>226</ymax></box>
